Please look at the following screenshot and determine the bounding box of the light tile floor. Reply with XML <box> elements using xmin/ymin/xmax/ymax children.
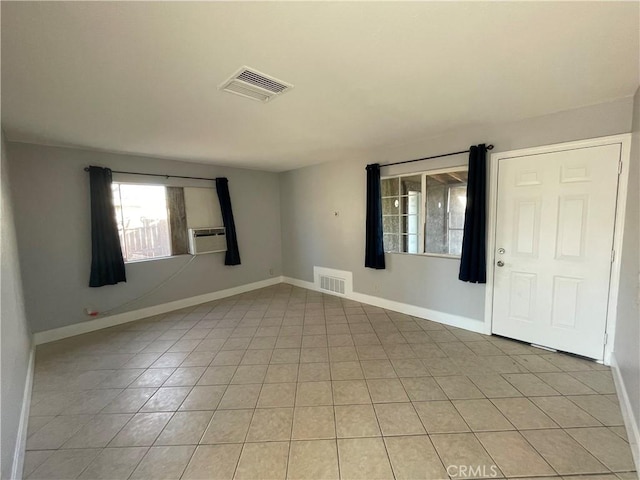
<box><xmin>23</xmin><ymin>284</ymin><xmax>637</xmax><ymax>480</ymax></box>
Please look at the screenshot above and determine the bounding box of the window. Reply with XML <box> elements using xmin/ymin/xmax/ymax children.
<box><xmin>382</xmin><ymin>167</ymin><xmax>468</xmax><ymax>257</ymax></box>
<box><xmin>112</xmin><ymin>183</ymin><xmax>172</xmax><ymax>262</ymax></box>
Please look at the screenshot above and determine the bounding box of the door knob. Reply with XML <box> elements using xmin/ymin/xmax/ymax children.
<box><xmin>497</xmin><ymin>248</ymin><xmax>505</xmax><ymax>254</ymax></box>
<box><xmin>496</xmin><ymin>261</ymin><xmax>505</xmax><ymax>267</ymax></box>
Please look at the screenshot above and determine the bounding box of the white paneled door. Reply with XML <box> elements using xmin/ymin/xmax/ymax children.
<box><xmin>491</xmin><ymin>144</ymin><xmax>621</xmax><ymax>359</ymax></box>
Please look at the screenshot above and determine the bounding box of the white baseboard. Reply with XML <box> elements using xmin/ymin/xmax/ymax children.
<box><xmin>11</xmin><ymin>344</ymin><xmax>35</xmax><ymax>480</ymax></box>
<box><xmin>282</xmin><ymin>276</ymin><xmax>486</xmax><ymax>334</ymax></box>
<box><xmin>34</xmin><ymin>274</ymin><xmax>486</xmax><ymax>345</ymax></box>
<box><xmin>610</xmin><ymin>353</ymin><xmax>640</xmax><ymax>473</ymax></box>
<box><xmin>23</xmin><ymin>274</ymin><xmax>486</xmax><ymax>475</ymax></box>
<box><xmin>34</xmin><ymin>277</ymin><xmax>284</xmax><ymax>345</ymax></box>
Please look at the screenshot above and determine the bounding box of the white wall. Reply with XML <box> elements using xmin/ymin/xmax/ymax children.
<box><xmin>280</xmin><ymin>96</ymin><xmax>635</xmax><ymax>325</ymax></box>
<box><xmin>613</xmin><ymin>86</ymin><xmax>640</xmax><ymax>467</ymax></box>
<box><xmin>1</xmin><ymin>133</ymin><xmax>33</xmax><ymax>480</ymax></box>
<box><xmin>6</xmin><ymin>142</ymin><xmax>283</xmax><ymax>333</ymax></box>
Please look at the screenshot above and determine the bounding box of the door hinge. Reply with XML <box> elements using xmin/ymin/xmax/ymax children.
<box><xmin>604</xmin><ymin>333</ymin><xmax>608</xmax><ymax>345</ymax></box>
<box><xmin>611</xmin><ymin>250</ymin><xmax>615</xmax><ymax>263</ymax></box>
<box><xmin>618</xmin><ymin>160</ymin><xmax>623</xmax><ymax>174</ymax></box>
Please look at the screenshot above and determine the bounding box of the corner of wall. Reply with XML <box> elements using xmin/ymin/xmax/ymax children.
<box><xmin>1</xmin><ymin>132</ymin><xmax>36</xmax><ymax>480</ymax></box>
<box><xmin>282</xmin><ymin>272</ymin><xmax>487</xmax><ymax>335</ymax></box>
<box><xmin>10</xmin><ymin>346</ymin><xmax>35</xmax><ymax>480</ymax></box>
<box><xmin>610</xmin><ymin>353</ymin><xmax>640</xmax><ymax>473</ymax></box>
<box><xmin>34</xmin><ymin>276</ymin><xmax>284</xmax><ymax>345</ymax></box>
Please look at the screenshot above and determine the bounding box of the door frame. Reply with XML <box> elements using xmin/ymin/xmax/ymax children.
<box><xmin>484</xmin><ymin>134</ymin><xmax>632</xmax><ymax>364</ymax></box>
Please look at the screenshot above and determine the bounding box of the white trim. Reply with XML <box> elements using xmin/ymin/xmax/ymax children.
<box><xmin>489</xmin><ymin>134</ymin><xmax>632</xmax><ymax>160</ymax></box>
<box><xmin>34</xmin><ymin>277</ymin><xmax>284</xmax><ymax>345</ymax></box>
<box><xmin>484</xmin><ymin>141</ymin><xmax>500</xmax><ymax>336</ymax></box>
<box><xmin>603</xmin><ymin>136</ymin><xmax>631</xmax><ymax>364</ymax></box>
<box><xmin>381</xmin><ymin>165</ymin><xmax>468</xmax><ymax>178</ymax></box>
<box><xmin>385</xmin><ymin>252</ymin><xmax>461</xmax><ymax>260</ymax></box>
<box><xmin>610</xmin><ymin>353</ymin><xmax>640</xmax><ymax>472</ymax></box>
<box><xmin>350</xmin><ymin>290</ymin><xmax>485</xmax><ymax>333</ymax></box>
<box><xmin>484</xmin><ymin>134</ymin><xmax>632</xmax><ymax>362</ymax></box>
<box><xmin>282</xmin><ymin>276</ymin><xmax>486</xmax><ymax>334</ymax></box>
<box><xmin>35</xmin><ymin>270</ymin><xmax>488</xmax><ymax>345</ymax></box>
<box><xmin>11</xmin><ymin>345</ymin><xmax>35</xmax><ymax>480</ymax></box>
<box><xmin>34</xmin><ymin>274</ymin><xmax>485</xmax><ymax>345</ymax></box>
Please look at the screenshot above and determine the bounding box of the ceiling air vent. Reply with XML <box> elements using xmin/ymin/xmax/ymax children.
<box><xmin>219</xmin><ymin>66</ymin><xmax>293</xmax><ymax>103</ymax></box>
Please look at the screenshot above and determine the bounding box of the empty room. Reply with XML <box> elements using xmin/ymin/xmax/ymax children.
<box><xmin>1</xmin><ymin>2</ymin><xmax>639</xmax><ymax>480</ymax></box>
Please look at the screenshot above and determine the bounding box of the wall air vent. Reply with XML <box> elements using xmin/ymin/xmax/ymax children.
<box><xmin>320</xmin><ymin>275</ymin><xmax>346</xmax><ymax>295</ymax></box>
<box><xmin>219</xmin><ymin>66</ymin><xmax>293</xmax><ymax>103</ymax></box>
<box><xmin>313</xmin><ymin>267</ymin><xmax>353</xmax><ymax>297</ymax></box>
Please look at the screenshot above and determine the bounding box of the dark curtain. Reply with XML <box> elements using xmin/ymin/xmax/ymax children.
<box><xmin>365</xmin><ymin>163</ymin><xmax>385</xmax><ymax>269</ymax></box>
<box><xmin>459</xmin><ymin>144</ymin><xmax>487</xmax><ymax>283</ymax></box>
<box><xmin>215</xmin><ymin>177</ymin><xmax>241</xmax><ymax>266</ymax></box>
<box><xmin>89</xmin><ymin>166</ymin><xmax>126</xmax><ymax>287</ymax></box>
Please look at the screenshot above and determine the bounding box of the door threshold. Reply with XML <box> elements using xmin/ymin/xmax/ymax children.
<box><xmin>531</xmin><ymin>343</ymin><xmax>557</xmax><ymax>352</ymax></box>
<box><xmin>491</xmin><ymin>334</ymin><xmax>603</xmax><ymax>362</ymax></box>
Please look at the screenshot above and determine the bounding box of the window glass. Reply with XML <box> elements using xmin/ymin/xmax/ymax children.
<box><xmin>383</xmin><ymin>233</ymin><xmax>400</xmax><ymax>253</ymax></box>
<box><xmin>382</xmin><ymin>197</ymin><xmax>400</xmax><ymax>215</ymax></box>
<box><xmin>383</xmin><ymin>168</ymin><xmax>467</xmax><ymax>257</ymax></box>
<box><xmin>112</xmin><ymin>183</ymin><xmax>172</xmax><ymax>262</ymax></box>
<box><xmin>383</xmin><ymin>215</ymin><xmax>399</xmax><ymax>234</ymax></box>
<box><xmin>381</xmin><ymin>178</ymin><xmax>399</xmax><ymax>197</ymax></box>
<box><xmin>400</xmin><ymin>175</ymin><xmax>421</xmax><ymax>195</ymax></box>
<box><xmin>446</xmin><ymin>184</ymin><xmax>467</xmax><ymax>256</ymax></box>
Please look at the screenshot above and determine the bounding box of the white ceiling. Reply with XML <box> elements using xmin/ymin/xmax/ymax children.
<box><xmin>2</xmin><ymin>2</ymin><xmax>638</xmax><ymax>172</ymax></box>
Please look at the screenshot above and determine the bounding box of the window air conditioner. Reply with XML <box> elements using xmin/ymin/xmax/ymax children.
<box><xmin>188</xmin><ymin>227</ymin><xmax>226</xmax><ymax>255</ymax></box>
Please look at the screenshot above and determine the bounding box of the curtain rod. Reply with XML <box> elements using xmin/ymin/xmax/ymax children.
<box><xmin>381</xmin><ymin>144</ymin><xmax>494</xmax><ymax>167</ymax></box>
<box><xmin>83</xmin><ymin>167</ymin><xmax>217</xmax><ymax>182</ymax></box>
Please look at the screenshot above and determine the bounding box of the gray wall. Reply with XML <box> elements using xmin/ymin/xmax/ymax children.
<box><xmin>1</xmin><ymin>134</ymin><xmax>33</xmax><ymax>479</ymax></box>
<box><xmin>280</xmin><ymin>96</ymin><xmax>634</xmax><ymax>323</ymax></box>
<box><xmin>7</xmin><ymin>142</ymin><xmax>282</xmax><ymax>332</ymax></box>
<box><xmin>614</xmin><ymin>86</ymin><xmax>640</xmax><ymax>457</ymax></box>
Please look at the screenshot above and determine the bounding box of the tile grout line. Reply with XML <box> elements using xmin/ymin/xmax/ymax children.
<box><xmin>284</xmin><ymin>357</ymin><xmax>301</xmax><ymax>480</ymax></box>
<box><xmin>364</xmin><ymin>339</ymin><xmax>403</xmax><ymax>480</ymax></box>
<box><xmin>25</xmin><ymin>284</ymin><xmax>634</xmax><ymax>480</ymax></box>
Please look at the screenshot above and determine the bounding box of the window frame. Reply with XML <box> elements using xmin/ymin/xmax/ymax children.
<box><xmin>381</xmin><ymin>165</ymin><xmax>468</xmax><ymax>259</ymax></box>
<box><xmin>112</xmin><ymin>181</ymin><xmax>176</xmax><ymax>264</ymax></box>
